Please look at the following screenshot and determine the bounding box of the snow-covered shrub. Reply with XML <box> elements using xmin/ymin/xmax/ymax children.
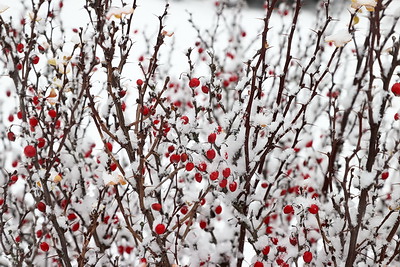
<box><xmin>0</xmin><ymin>0</ymin><xmax>400</xmax><ymax>266</ymax></box>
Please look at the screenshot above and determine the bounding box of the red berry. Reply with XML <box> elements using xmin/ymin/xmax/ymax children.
<box><xmin>254</xmin><ymin>261</ymin><xmax>264</xmax><ymax>267</ymax></box>
<box><xmin>36</xmin><ymin>230</ymin><xmax>43</xmax><ymax>238</ymax></box>
<box><xmin>71</xmin><ymin>222</ymin><xmax>80</xmax><ymax>232</ymax></box>
<box><xmin>24</xmin><ymin>145</ymin><xmax>37</xmax><ymax>157</ymax></box>
<box><xmin>181</xmin><ymin>115</ymin><xmax>189</xmax><ymax>124</ymax></box>
<box><xmin>229</xmin><ymin>181</ymin><xmax>237</xmax><ymax>192</ymax></box>
<box><xmin>8</xmin><ymin>114</ymin><xmax>14</xmax><ymax>122</ymax></box>
<box><xmin>198</xmin><ymin>162</ymin><xmax>207</xmax><ymax>172</ymax></box>
<box><xmin>31</xmin><ymin>55</ymin><xmax>40</xmax><ymax>64</ymax></box>
<box><xmin>151</xmin><ymin>203</ymin><xmax>162</xmax><ymax>211</ymax></box>
<box><xmin>215</xmin><ymin>205</ymin><xmax>222</xmax><ymax>214</ymax></box>
<box><xmin>10</xmin><ymin>175</ymin><xmax>18</xmax><ymax>182</ymax></box>
<box><xmin>206</xmin><ymin>149</ymin><xmax>216</xmax><ymax>160</ymax></box>
<box><xmin>219</xmin><ymin>179</ymin><xmax>227</xmax><ymax>188</ymax></box>
<box><xmin>308</xmin><ymin>204</ymin><xmax>319</xmax><ymax>214</ymax></box>
<box><xmin>141</xmin><ymin>106</ymin><xmax>150</xmax><ymax>116</ymax></box>
<box><xmin>106</xmin><ymin>142</ymin><xmax>113</xmax><ymax>152</ymax></box>
<box><xmin>155</xmin><ymin>223</ymin><xmax>166</xmax><ymax>234</ymax></box>
<box><xmin>67</xmin><ymin>213</ymin><xmax>77</xmax><ymax>220</ymax></box>
<box><xmin>199</xmin><ymin>220</ymin><xmax>207</xmax><ymax>229</ymax></box>
<box><xmin>136</xmin><ymin>79</ymin><xmax>143</xmax><ymax>86</ymax></box>
<box><xmin>186</xmin><ymin>162</ymin><xmax>195</xmax><ymax>171</ymax></box>
<box><xmin>37</xmin><ymin>138</ymin><xmax>46</xmax><ymax>148</ymax></box>
<box><xmin>48</xmin><ymin>109</ymin><xmax>57</xmax><ymax>118</ymax></box>
<box><xmin>305</xmin><ymin>140</ymin><xmax>313</xmax><ymax>148</ymax></box>
<box><xmin>40</xmin><ymin>242</ymin><xmax>49</xmax><ymax>252</ymax></box>
<box><xmin>289</xmin><ymin>236</ymin><xmax>298</xmax><ymax>246</ymax></box>
<box><xmin>210</xmin><ymin>171</ymin><xmax>219</xmax><ymax>181</ymax></box>
<box><xmin>180</xmin><ymin>153</ymin><xmax>188</xmax><ymax>162</ymax></box>
<box><xmin>395</xmin><ymin>113</ymin><xmax>400</xmax><ymax>120</ymax></box>
<box><xmin>195</xmin><ymin>173</ymin><xmax>202</xmax><ymax>183</ymax></box>
<box><xmin>170</xmin><ymin>154</ymin><xmax>181</xmax><ymax>164</ymax></box>
<box><xmin>283</xmin><ymin>205</ymin><xmax>294</xmax><ymax>214</ymax></box>
<box><xmin>109</xmin><ymin>162</ymin><xmax>117</xmax><ymax>171</ymax></box>
<box><xmin>189</xmin><ymin>78</ymin><xmax>200</xmax><ymax>88</ymax></box>
<box><xmin>180</xmin><ymin>205</ymin><xmax>188</xmax><ymax>214</ymax></box>
<box><xmin>262</xmin><ymin>246</ymin><xmax>270</xmax><ymax>255</ymax></box>
<box><xmin>29</xmin><ymin>117</ymin><xmax>38</xmax><ymax>127</ymax></box>
<box><xmin>37</xmin><ymin>202</ymin><xmax>46</xmax><ymax>212</ymax></box>
<box><xmin>201</xmin><ymin>85</ymin><xmax>209</xmax><ymax>94</ymax></box>
<box><xmin>381</xmin><ymin>171</ymin><xmax>389</xmax><ymax>180</ymax></box>
<box><xmin>55</xmin><ymin>119</ymin><xmax>61</xmax><ymax>129</ymax></box>
<box><xmin>118</xmin><ymin>245</ymin><xmax>124</xmax><ymax>255</ymax></box>
<box><xmin>32</xmin><ymin>96</ymin><xmax>39</xmax><ymax>105</ymax></box>
<box><xmin>222</xmin><ymin>167</ymin><xmax>231</xmax><ymax>178</ymax></box>
<box><xmin>303</xmin><ymin>251</ymin><xmax>313</xmax><ymax>263</ymax></box>
<box><xmin>17</xmin><ymin>63</ymin><xmax>23</xmax><ymax>70</ymax></box>
<box><xmin>277</xmin><ymin>246</ymin><xmax>287</xmax><ymax>252</ymax></box>
<box><xmin>392</xmin><ymin>83</ymin><xmax>400</xmax><ymax>96</ymax></box>
<box><xmin>118</xmin><ymin>90</ymin><xmax>126</xmax><ymax>98</ymax></box>
<box><xmin>208</xmin><ymin>133</ymin><xmax>217</xmax><ymax>143</ymax></box>
<box><xmin>17</xmin><ymin>43</ymin><xmax>24</xmax><ymax>53</ymax></box>
<box><xmin>60</xmin><ymin>199</ymin><xmax>69</xmax><ymax>209</ymax></box>
<box><xmin>7</xmin><ymin>132</ymin><xmax>16</xmax><ymax>141</ymax></box>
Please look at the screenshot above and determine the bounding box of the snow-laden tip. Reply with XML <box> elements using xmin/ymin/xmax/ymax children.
<box><xmin>351</xmin><ymin>0</ymin><xmax>377</xmax><ymax>11</ymax></box>
<box><xmin>325</xmin><ymin>29</ymin><xmax>352</xmax><ymax>47</ymax></box>
<box><xmin>106</xmin><ymin>5</ymin><xmax>134</xmax><ymax>20</ymax></box>
<box><xmin>0</xmin><ymin>4</ymin><xmax>9</xmax><ymax>13</ymax></box>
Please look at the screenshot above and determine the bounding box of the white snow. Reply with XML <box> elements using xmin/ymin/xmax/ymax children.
<box><xmin>324</xmin><ymin>29</ymin><xmax>352</xmax><ymax>47</ymax></box>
